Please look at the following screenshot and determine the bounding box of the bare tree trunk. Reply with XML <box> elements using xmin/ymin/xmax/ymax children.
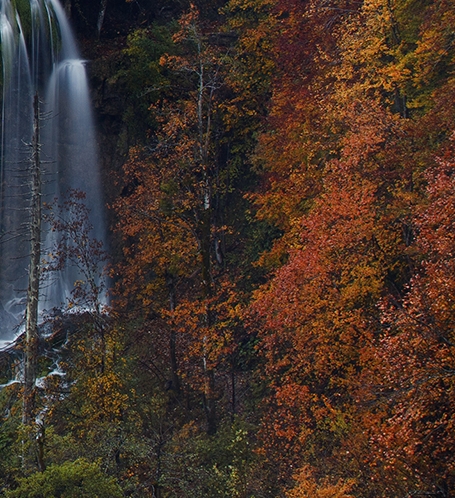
<box><xmin>195</xmin><ymin>33</ymin><xmax>217</xmax><ymax>436</ymax></box>
<box><xmin>22</xmin><ymin>95</ymin><xmax>45</xmax><ymax>472</ymax></box>
<box><xmin>23</xmin><ymin>94</ymin><xmax>42</xmax><ymax>429</ymax></box>
<box><xmin>200</xmin><ymin>203</ymin><xmax>217</xmax><ymax>435</ymax></box>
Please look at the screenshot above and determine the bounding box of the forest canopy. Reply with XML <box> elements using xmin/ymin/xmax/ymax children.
<box><xmin>1</xmin><ymin>0</ymin><xmax>455</xmax><ymax>496</ymax></box>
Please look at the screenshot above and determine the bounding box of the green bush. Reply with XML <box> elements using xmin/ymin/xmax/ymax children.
<box><xmin>5</xmin><ymin>458</ymin><xmax>123</xmax><ymax>498</ymax></box>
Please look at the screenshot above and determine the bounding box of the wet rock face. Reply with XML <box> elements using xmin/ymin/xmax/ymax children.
<box><xmin>68</xmin><ymin>0</ymin><xmax>154</xmax><ymax>38</ymax></box>
<box><xmin>70</xmin><ymin>0</ymin><xmax>182</xmax><ymax>255</ymax></box>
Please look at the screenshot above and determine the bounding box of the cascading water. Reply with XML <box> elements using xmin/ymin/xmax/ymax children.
<box><xmin>0</xmin><ymin>0</ymin><xmax>105</xmax><ymax>344</ymax></box>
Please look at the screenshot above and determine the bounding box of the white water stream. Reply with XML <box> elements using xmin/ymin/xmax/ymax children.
<box><xmin>0</xmin><ymin>0</ymin><xmax>105</xmax><ymax>343</ymax></box>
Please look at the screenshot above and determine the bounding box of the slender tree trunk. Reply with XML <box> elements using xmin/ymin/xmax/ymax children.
<box><xmin>200</xmin><ymin>202</ymin><xmax>217</xmax><ymax>435</ymax></box>
<box><xmin>167</xmin><ymin>274</ymin><xmax>180</xmax><ymax>395</ymax></box>
<box><xmin>231</xmin><ymin>365</ymin><xmax>236</xmax><ymax>418</ymax></box>
<box><xmin>23</xmin><ymin>94</ymin><xmax>42</xmax><ymax>428</ymax></box>
<box><xmin>195</xmin><ymin>37</ymin><xmax>217</xmax><ymax>435</ymax></box>
<box><xmin>22</xmin><ymin>94</ymin><xmax>45</xmax><ymax>472</ymax></box>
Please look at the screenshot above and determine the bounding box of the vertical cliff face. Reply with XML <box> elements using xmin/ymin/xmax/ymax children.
<box><xmin>66</xmin><ymin>1</ymin><xmax>139</xmax><ymax>253</ymax></box>
<box><xmin>68</xmin><ymin>0</ymin><xmax>212</xmax><ymax>189</ymax></box>
<box><xmin>69</xmin><ymin>0</ymin><xmax>185</xmax><ymax>260</ymax></box>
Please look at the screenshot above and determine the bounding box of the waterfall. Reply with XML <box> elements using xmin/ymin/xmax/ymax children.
<box><xmin>0</xmin><ymin>0</ymin><xmax>105</xmax><ymax>344</ymax></box>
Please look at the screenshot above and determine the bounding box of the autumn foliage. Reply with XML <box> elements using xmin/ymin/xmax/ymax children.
<box><xmin>111</xmin><ymin>0</ymin><xmax>455</xmax><ymax>495</ymax></box>
<box><xmin>3</xmin><ymin>0</ymin><xmax>455</xmax><ymax>496</ymax></box>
